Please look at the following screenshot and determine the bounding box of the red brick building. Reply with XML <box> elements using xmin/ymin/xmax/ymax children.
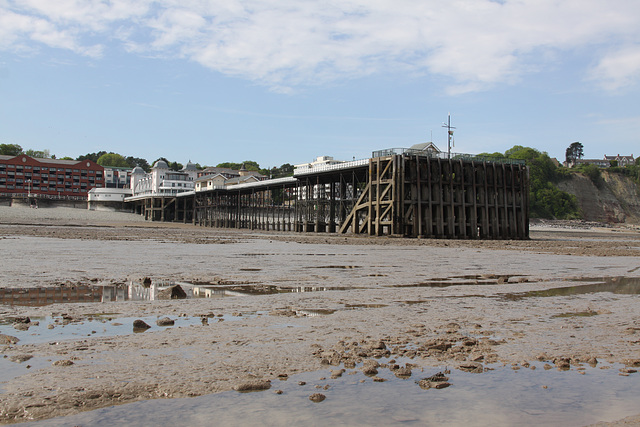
<box><xmin>0</xmin><ymin>155</ymin><xmax>104</xmax><ymax>198</ymax></box>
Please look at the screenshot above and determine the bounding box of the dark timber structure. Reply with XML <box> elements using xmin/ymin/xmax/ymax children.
<box><xmin>127</xmin><ymin>151</ymin><xmax>529</xmax><ymax>239</ymax></box>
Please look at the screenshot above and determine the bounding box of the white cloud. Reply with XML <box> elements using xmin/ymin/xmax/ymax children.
<box><xmin>2</xmin><ymin>0</ymin><xmax>640</xmax><ymax>92</ymax></box>
<box><xmin>588</xmin><ymin>45</ymin><xmax>640</xmax><ymax>91</ymax></box>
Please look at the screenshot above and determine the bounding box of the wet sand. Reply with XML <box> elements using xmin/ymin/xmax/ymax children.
<box><xmin>1</xmin><ymin>206</ymin><xmax>639</xmax><ymax>425</ymax></box>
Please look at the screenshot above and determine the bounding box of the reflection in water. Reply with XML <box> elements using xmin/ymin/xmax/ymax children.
<box><xmin>18</xmin><ymin>362</ymin><xmax>640</xmax><ymax>427</ymax></box>
<box><xmin>0</xmin><ymin>281</ymin><xmax>349</xmax><ymax>306</ymax></box>
<box><xmin>503</xmin><ymin>276</ymin><xmax>640</xmax><ymax>300</ymax></box>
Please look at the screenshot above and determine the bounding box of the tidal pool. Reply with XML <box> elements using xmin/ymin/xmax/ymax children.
<box><xmin>17</xmin><ymin>362</ymin><xmax>640</xmax><ymax>427</ymax></box>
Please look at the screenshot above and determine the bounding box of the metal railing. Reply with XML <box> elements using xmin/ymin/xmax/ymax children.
<box><xmin>371</xmin><ymin>148</ymin><xmax>526</xmax><ymax>165</ymax></box>
<box><xmin>293</xmin><ymin>158</ymin><xmax>369</xmax><ymax>176</ymax></box>
<box><xmin>0</xmin><ymin>192</ymin><xmax>88</xmax><ymax>201</ymax></box>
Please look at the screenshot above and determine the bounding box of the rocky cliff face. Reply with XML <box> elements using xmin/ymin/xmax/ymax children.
<box><xmin>557</xmin><ymin>171</ymin><xmax>640</xmax><ymax>224</ymax></box>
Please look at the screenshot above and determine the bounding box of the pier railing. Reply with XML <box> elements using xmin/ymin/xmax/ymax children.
<box><xmin>371</xmin><ymin>148</ymin><xmax>525</xmax><ymax>165</ymax></box>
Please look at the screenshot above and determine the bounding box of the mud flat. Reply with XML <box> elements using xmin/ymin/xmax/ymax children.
<box><xmin>1</xmin><ymin>205</ymin><xmax>640</xmax><ymax>425</ymax></box>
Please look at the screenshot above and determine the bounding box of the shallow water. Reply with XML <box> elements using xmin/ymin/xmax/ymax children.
<box><xmin>19</xmin><ymin>361</ymin><xmax>640</xmax><ymax>427</ymax></box>
<box><xmin>0</xmin><ymin>312</ymin><xmax>260</xmax><ymax>345</ymax></box>
<box><xmin>502</xmin><ymin>276</ymin><xmax>640</xmax><ymax>300</ymax></box>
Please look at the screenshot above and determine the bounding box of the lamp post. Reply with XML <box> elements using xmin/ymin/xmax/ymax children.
<box><xmin>27</xmin><ymin>179</ymin><xmax>31</xmax><ymax>197</ymax></box>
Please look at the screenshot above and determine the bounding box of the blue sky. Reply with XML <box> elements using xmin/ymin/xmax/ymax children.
<box><xmin>1</xmin><ymin>0</ymin><xmax>639</xmax><ymax>169</ymax></box>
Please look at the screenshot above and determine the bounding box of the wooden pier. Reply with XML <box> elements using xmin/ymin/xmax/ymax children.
<box><xmin>128</xmin><ymin>152</ymin><xmax>529</xmax><ymax>239</ymax></box>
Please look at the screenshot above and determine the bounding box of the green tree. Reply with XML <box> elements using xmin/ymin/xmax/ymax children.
<box><xmin>503</xmin><ymin>145</ymin><xmax>579</xmax><ymax>220</ymax></box>
<box><xmin>0</xmin><ymin>143</ymin><xmax>23</xmax><ymax>156</ymax></box>
<box><xmin>216</xmin><ymin>160</ymin><xmax>262</xmax><ymax>172</ymax></box>
<box><xmin>77</xmin><ymin>151</ymin><xmax>107</xmax><ymax>163</ymax></box>
<box><xmin>565</xmin><ymin>142</ymin><xmax>584</xmax><ymax>164</ymax></box>
<box><xmin>24</xmin><ymin>148</ymin><xmax>51</xmax><ymax>158</ymax></box>
<box><xmin>125</xmin><ymin>156</ymin><xmax>151</xmax><ymax>172</ymax></box>
<box><xmin>97</xmin><ymin>153</ymin><xmax>129</xmax><ymax>168</ymax></box>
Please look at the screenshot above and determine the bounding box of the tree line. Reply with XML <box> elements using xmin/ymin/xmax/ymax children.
<box><xmin>0</xmin><ymin>144</ymin><xmax>295</xmax><ymax>179</ymax></box>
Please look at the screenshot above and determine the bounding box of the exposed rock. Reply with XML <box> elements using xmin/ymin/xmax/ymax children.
<box><xmin>309</xmin><ymin>393</ymin><xmax>326</xmax><ymax>402</ymax></box>
<box><xmin>0</xmin><ymin>334</ymin><xmax>19</xmax><ymax>345</ymax></box>
<box><xmin>554</xmin><ymin>357</ymin><xmax>571</xmax><ymax>371</ymax></box>
<box><xmin>330</xmin><ymin>369</ymin><xmax>345</xmax><ymax>379</ymax></box>
<box><xmin>10</xmin><ymin>354</ymin><xmax>33</xmax><ymax>363</ymax></box>
<box><xmin>623</xmin><ymin>359</ymin><xmax>640</xmax><ymax>367</ymax></box>
<box><xmin>156</xmin><ymin>317</ymin><xmax>175</xmax><ymax>327</ymax></box>
<box><xmin>363</xmin><ymin>359</ymin><xmax>380</xmax><ymax>369</ymax></box>
<box><xmin>12</xmin><ymin>316</ymin><xmax>31</xmax><ymax>324</ymax></box>
<box><xmin>394</xmin><ymin>367</ymin><xmax>412</xmax><ymax>378</ymax></box>
<box><xmin>133</xmin><ymin>319</ymin><xmax>151</xmax><ymax>331</ymax></box>
<box><xmin>233</xmin><ymin>380</ymin><xmax>271</xmax><ymax>392</ymax></box>
<box><xmin>370</xmin><ymin>341</ymin><xmax>386</xmax><ymax>350</ymax></box>
<box><xmin>362</xmin><ymin>366</ymin><xmax>378</xmax><ymax>376</ymax></box>
<box><xmin>458</xmin><ymin>362</ymin><xmax>483</xmax><ymax>373</ymax></box>
<box><xmin>53</xmin><ymin>360</ymin><xmax>74</xmax><ymax>366</ymax></box>
<box><xmin>417</xmin><ymin>372</ymin><xmax>450</xmax><ymax>390</ymax></box>
<box><xmin>157</xmin><ymin>285</ymin><xmax>187</xmax><ymax>300</ymax></box>
<box><xmin>13</xmin><ymin>323</ymin><xmax>29</xmax><ymax>331</ymax></box>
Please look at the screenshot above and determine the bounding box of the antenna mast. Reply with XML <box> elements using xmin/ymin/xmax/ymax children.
<box><xmin>442</xmin><ymin>113</ymin><xmax>456</xmax><ymax>159</ymax></box>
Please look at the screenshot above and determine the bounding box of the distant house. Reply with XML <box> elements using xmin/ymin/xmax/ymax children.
<box><xmin>409</xmin><ymin>142</ymin><xmax>442</xmax><ymax>155</ymax></box>
<box><xmin>571</xmin><ymin>158</ymin><xmax>611</xmax><ymax>168</ymax></box>
<box><xmin>224</xmin><ymin>175</ymin><xmax>261</xmax><ymax>186</ymax></box>
<box><xmin>567</xmin><ymin>154</ymin><xmax>635</xmax><ymax>168</ymax></box>
<box><xmin>194</xmin><ymin>164</ymin><xmax>265</xmax><ymax>192</ymax></box>
<box><xmin>604</xmin><ymin>154</ymin><xmax>635</xmax><ymax>167</ymax></box>
<box><xmin>197</xmin><ymin>166</ymin><xmax>239</xmax><ymax>179</ymax></box>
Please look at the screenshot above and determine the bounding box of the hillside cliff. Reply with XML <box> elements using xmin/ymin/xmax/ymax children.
<box><xmin>557</xmin><ymin>171</ymin><xmax>640</xmax><ymax>224</ymax></box>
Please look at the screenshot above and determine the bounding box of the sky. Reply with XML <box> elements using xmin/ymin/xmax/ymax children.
<box><xmin>1</xmin><ymin>0</ymin><xmax>639</xmax><ymax>169</ymax></box>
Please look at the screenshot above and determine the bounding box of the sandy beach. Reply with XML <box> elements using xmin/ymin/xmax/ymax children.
<box><xmin>1</xmin><ymin>205</ymin><xmax>639</xmax><ymax>425</ymax></box>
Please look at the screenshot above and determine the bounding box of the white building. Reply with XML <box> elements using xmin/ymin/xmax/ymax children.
<box><xmin>294</xmin><ymin>156</ymin><xmax>345</xmax><ymax>173</ymax></box>
<box><xmin>103</xmin><ymin>166</ymin><xmax>133</xmax><ymax>188</ymax></box>
<box><xmin>131</xmin><ymin>160</ymin><xmax>198</xmax><ymax>196</ymax></box>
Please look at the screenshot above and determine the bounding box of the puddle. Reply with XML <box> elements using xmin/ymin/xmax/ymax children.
<box><xmin>0</xmin><ymin>312</ymin><xmax>262</xmax><ymax>345</ymax></box>
<box><xmin>295</xmin><ymin>309</ymin><xmax>337</xmax><ymax>317</ymax></box>
<box><xmin>0</xmin><ymin>355</ymin><xmax>52</xmax><ymax>391</ymax></box>
<box><xmin>502</xmin><ymin>276</ymin><xmax>640</xmax><ymax>300</ymax></box>
<box><xmin>390</xmin><ymin>275</ymin><xmax>529</xmax><ymax>289</ymax></box>
<box><xmin>0</xmin><ymin>281</ymin><xmax>352</xmax><ymax>306</ymax></box>
<box><xmin>552</xmin><ymin>310</ymin><xmax>599</xmax><ymax>318</ymax></box>
<box><xmin>308</xmin><ymin>265</ymin><xmax>362</xmax><ymax>269</ymax></box>
<box><xmin>344</xmin><ymin>303</ymin><xmax>387</xmax><ymax>309</ymax></box>
<box><xmin>20</xmin><ymin>360</ymin><xmax>640</xmax><ymax>427</ymax></box>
